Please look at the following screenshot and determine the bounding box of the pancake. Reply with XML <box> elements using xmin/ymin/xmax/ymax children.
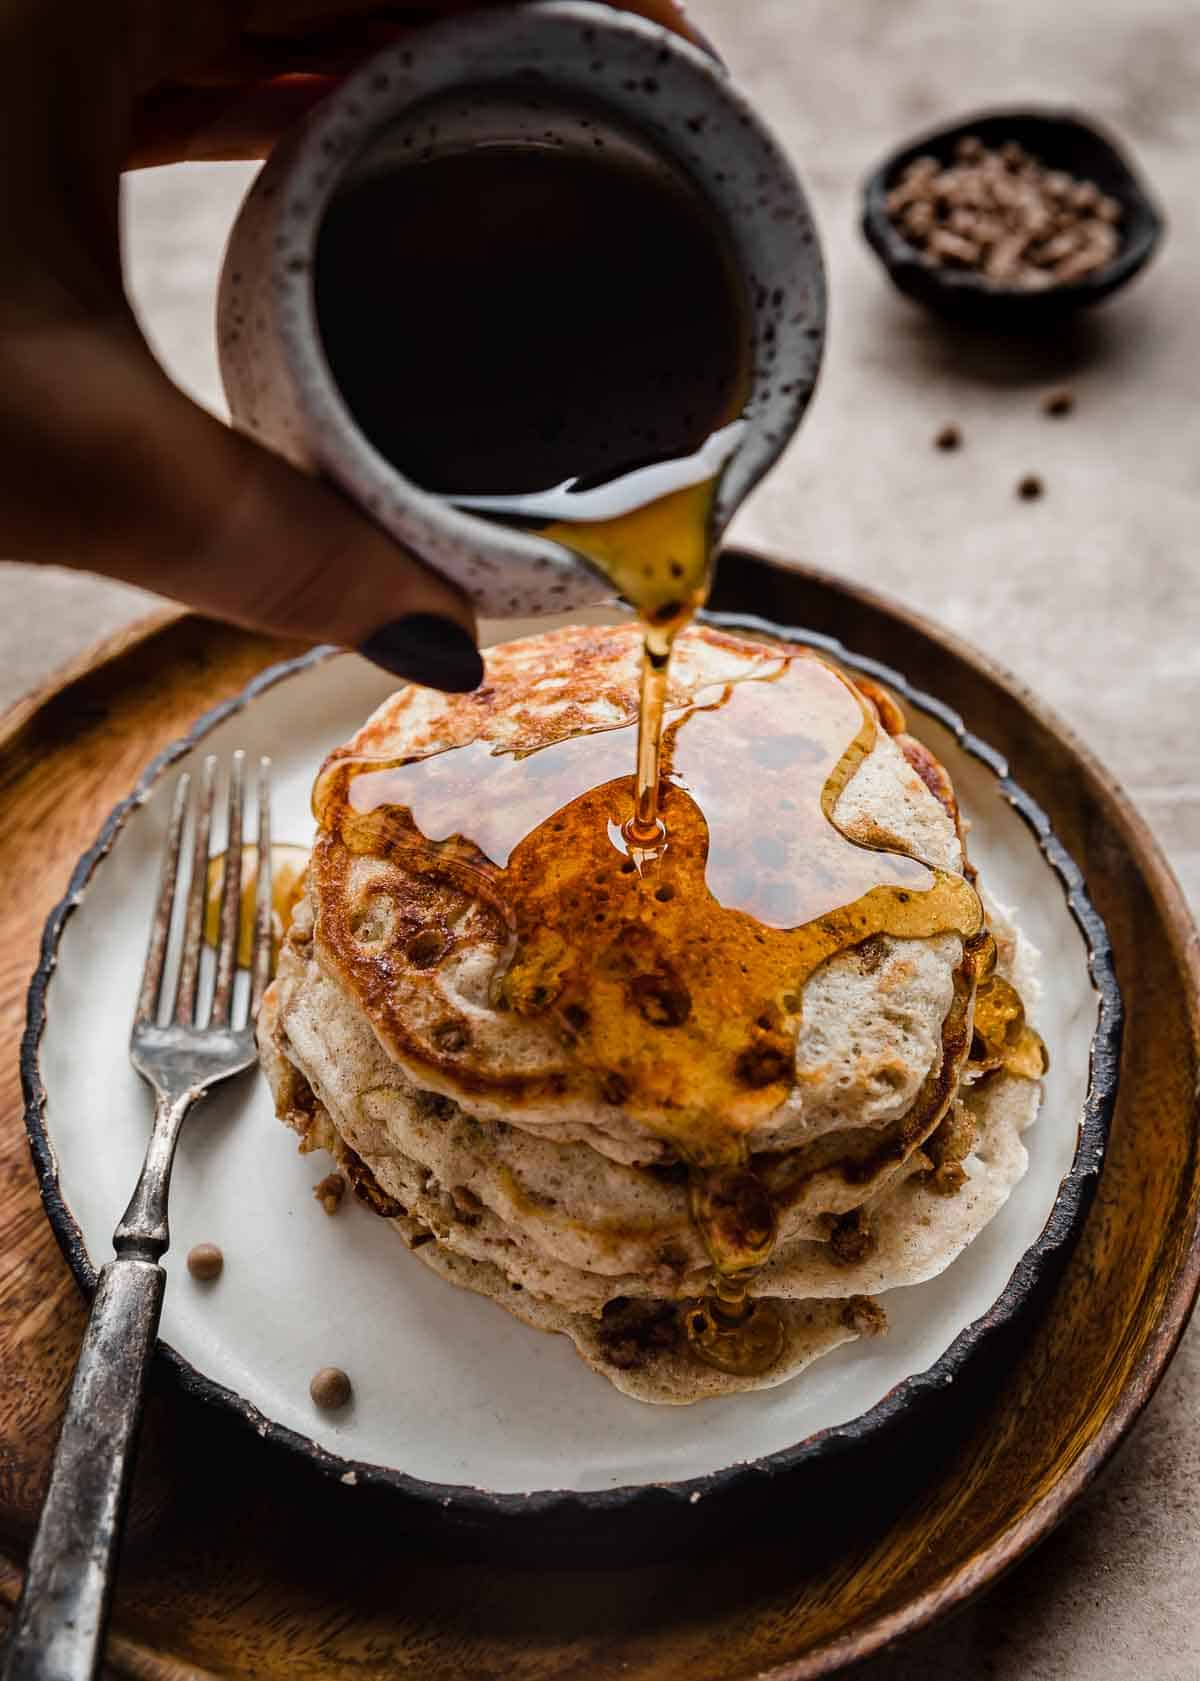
<box><xmin>305</xmin><ymin>625</ymin><xmax>975</xmax><ymax>1160</ymax></box>
<box><xmin>259</xmin><ymin>622</ymin><xmax>1047</xmax><ymax>1403</ymax></box>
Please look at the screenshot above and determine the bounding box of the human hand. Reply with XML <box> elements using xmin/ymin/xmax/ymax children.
<box><xmin>0</xmin><ymin>0</ymin><xmax>702</xmax><ymax>691</ymax></box>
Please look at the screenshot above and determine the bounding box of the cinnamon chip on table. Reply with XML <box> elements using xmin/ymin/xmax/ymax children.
<box><xmin>1042</xmin><ymin>386</ymin><xmax>1075</xmax><ymax>416</ymax></box>
<box><xmin>186</xmin><ymin>1242</ymin><xmax>223</xmax><ymax>1281</ymax></box>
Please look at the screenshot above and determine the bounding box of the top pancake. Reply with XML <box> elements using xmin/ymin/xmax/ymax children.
<box><xmin>307</xmin><ymin>623</ymin><xmax>975</xmax><ymax>1167</ymax></box>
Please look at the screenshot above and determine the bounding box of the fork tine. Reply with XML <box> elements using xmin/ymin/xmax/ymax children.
<box><xmin>173</xmin><ymin>755</ymin><xmax>217</xmax><ymax>1026</ymax></box>
<box><xmin>134</xmin><ymin>774</ymin><xmax>190</xmax><ymax>1027</ymax></box>
<box><xmin>209</xmin><ymin>752</ymin><xmax>246</xmax><ymax>1026</ymax></box>
<box><xmin>249</xmin><ymin>759</ymin><xmax>273</xmax><ymax>1024</ymax></box>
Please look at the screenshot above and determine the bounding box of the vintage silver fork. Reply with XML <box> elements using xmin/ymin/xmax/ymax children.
<box><xmin>4</xmin><ymin>753</ymin><xmax>272</xmax><ymax>1681</ymax></box>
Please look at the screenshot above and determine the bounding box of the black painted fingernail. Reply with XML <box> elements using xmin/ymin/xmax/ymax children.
<box><xmin>358</xmin><ymin>615</ymin><xmax>483</xmax><ymax>693</ymax></box>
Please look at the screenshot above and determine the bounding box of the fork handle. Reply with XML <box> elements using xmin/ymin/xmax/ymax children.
<box><xmin>3</xmin><ymin>1258</ymin><xmax>165</xmax><ymax>1681</ymax></box>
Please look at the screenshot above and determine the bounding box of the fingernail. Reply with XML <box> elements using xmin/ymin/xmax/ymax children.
<box><xmin>358</xmin><ymin>615</ymin><xmax>483</xmax><ymax>693</ymax></box>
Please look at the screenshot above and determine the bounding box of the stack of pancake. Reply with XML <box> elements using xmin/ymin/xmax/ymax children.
<box><xmin>259</xmin><ymin>623</ymin><xmax>1043</xmax><ymax>1403</ymax></box>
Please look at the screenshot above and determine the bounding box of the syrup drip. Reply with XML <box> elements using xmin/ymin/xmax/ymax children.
<box><xmin>314</xmin><ymin>655</ymin><xmax>988</xmax><ymax>1375</ymax></box>
<box><xmin>541</xmin><ymin>476</ymin><xmax>717</xmax><ymax>844</ymax></box>
<box><xmin>971</xmin><ymin>967</ymin><xmax>1050</xmax><ymax>1080</ymax></box>
<box><xmin>630</xmin><ymin>629</ymin><xmax>674</xmax><ymax>847</ymax></box>
<box><xmin>684</xmin><ymin>1150</ymin><xmax>787</xmax><ymax>1374</ymax></box>
<box><xmin>204</xmin><ymin>842</ymin><xmax>309</xmax><ymax>970</ymax></box>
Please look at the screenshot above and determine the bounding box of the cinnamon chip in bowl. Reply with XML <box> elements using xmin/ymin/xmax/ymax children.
<box><xmin>862</xmin><ymin>109</ymin><xmax>1164</xmax><ymax>326</ymax></box>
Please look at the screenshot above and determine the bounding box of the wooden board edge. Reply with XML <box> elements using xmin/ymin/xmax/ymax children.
<box><xmin>0</xmin><ymin>608</ymin><xmax>187</xmax><ymax>750</ymax></box>
<box><xmin>4</xmin><ymin>567</ymin><xmax>1199</xmax><ymax>1680</ymax></box>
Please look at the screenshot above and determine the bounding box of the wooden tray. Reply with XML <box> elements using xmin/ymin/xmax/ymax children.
<box><xmin>1</xmin><ymin>552</ymin><xmax>1196</xmax><ymax>1677</ymax></box>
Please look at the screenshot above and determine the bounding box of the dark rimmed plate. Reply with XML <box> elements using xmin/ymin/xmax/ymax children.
<box><xmin>22</xmin><ymin>587</ymin><xmax>1118</xmax><ymax>1552</ymax></box>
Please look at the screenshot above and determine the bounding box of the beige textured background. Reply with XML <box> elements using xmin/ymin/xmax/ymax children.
<box><xmin>2</xmin><ymin>0</ymin><xmax>1196</xmax><ymax>1674</ymax></box>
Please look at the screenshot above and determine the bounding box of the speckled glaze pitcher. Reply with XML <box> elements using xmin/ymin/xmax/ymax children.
<box><xmin>217</xmin><ymin>1</ymin><xmax>826</xmax><ymax>618</ymax></box>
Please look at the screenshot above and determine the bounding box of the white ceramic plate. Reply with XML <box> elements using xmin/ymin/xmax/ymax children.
<box><xmin>27</xmin><ymin>616</ymin><xmax>1114</xmax><ymax>1502</ymax></box>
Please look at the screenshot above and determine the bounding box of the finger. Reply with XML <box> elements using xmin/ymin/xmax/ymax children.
<box><xmin>128</xmin><ymin>12</ymin><xmax>417</xmax><ymax>163</ymax></box>
<box><xmin>132</xmin><ymin>0</ymin><xmax>711</xmax><ymax>165</ymax></box>
<box><xmin>139</xmin><ymin>12</ymin><xmax>412</xmax><ymax>88</ymax></box>
<box><xmin>169</xmin><ymin>0</ymin><xmax>697</xmax><ymax>79</ymax></box>
<box><xmin>0</xmin><ymin>314</ymin><xmax>482</xmax><ymax>691</ymax></box>
<box><xmin>132</xmin><ymin>3</ymin><xmax>409</xmax><ymax>87</ymax></box>
<box><xmin>130</xmin><ymin>76</ymin><xmax>340</xmax><ymax>167</ymax></box>
<box><xmin>235</xmin><ymin>1</ymin><xmax>706</xmax><ymax>45</ymax></box>
<box><xmin>133</xmin><ymin>4</ymin><xmax>489</xmax><ymax>91</ymax></box>
<box><xmin>603</xmin><ymin>0</ymin><xmax>713</xmax><ymax>49</ymax></box>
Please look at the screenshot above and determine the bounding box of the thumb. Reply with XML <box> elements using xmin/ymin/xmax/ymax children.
<box><xmin>1</xmin><ymin>312</ymin><xmax>483</xmax><ymax>692</ymax></box>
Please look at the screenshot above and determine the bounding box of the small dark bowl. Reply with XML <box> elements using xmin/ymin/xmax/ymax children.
<box><xmin>861</xmin><ymin>107</ymin><xmax>1165</xmax><ymax>328</ymax></box>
